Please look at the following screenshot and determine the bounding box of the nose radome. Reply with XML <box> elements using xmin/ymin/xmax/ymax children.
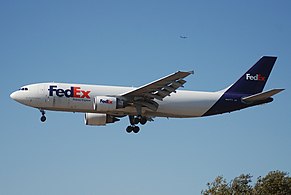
<box><xmin>10</xmin><ymin>91</ymin><xmax>17</xmax><ymax>100</ymax></box>
<box><xmin>10</xmin><ymin>91</ymin><xmax>22</xmax><ymax>102</ymax></box>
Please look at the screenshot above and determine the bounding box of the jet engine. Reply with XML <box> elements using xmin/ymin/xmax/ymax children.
<box><xmin>84</xmin><ymin>113</ymin><xmax>120</xmax><ymax>126</ymax></box>
<box><xmin>93</xmin><ymin>96</ymin><xmax>126</xmax><ymax>111</ymax></box>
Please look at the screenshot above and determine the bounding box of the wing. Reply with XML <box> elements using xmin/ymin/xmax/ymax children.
<box><xmin>120</xmin><ymin>70</ymin><xmax>193</xmax><ymax>112</ymax></box>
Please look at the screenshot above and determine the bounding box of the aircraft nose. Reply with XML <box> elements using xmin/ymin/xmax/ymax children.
<box><xmin>10</xmin><ymin>91</ymin><xmax>17</xmax><ymax>100</ymax></box>
<box><xmin>10</xmin><ymin>91</ymin><xmax>22</xmax><ymax>102</ymax></box>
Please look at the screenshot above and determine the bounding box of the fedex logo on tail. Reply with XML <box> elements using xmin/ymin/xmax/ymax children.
<box><xmin>246</xmin><ymin>74</ymin><xmax>266</xmax><ymax>81</ymax></box>
<box><xmin>48</xmin><ymin>85</ymin><xmax>91</xmax><ymax>99</ymax></box>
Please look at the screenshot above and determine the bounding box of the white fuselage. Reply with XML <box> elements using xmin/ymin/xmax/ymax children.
<box><xmin>10</xmin><ymin>82</ymin><xmax>225</xmax><ymax>118</ymax></box>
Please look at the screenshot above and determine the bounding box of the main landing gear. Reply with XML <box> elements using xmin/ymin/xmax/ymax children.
<box><xmin>40</xmin><ymin>109</ymin><xmax>46</xmax><ymax>122</ymax></box>
<box><xmin>126</xmin><ymin>115</ymin><xmax>147</xmax><ymax>134</ymax></box>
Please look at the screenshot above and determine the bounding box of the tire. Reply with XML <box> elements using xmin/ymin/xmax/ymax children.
<box><xmin>133</xmin><ymin>126</ymin><xmax>140</xmax><ymax>133</ymax></box>
<box><xmin>126</xmin><ymin>126</ymin><xmax>133</xmax><ymax>133</ymax></box>
<box><xmin>40</xmin><ymin>116</ymin><xmax>46</xmax><ymax>122</ymax></box>
<box><xmin>134</xmin><ymin>118</ymin><xmax>139</xmax><ymax>125</ymax></box>
<box><xmin>140</xmin><ymin>117</ymin><xmax>147</xmax><ymax>125</ymax></box>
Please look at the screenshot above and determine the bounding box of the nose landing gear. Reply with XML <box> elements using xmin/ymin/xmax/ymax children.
<box><xmin>40</xmin><ymin>109</ymin><xmax>46</xmax><ymax>122</ymax></box>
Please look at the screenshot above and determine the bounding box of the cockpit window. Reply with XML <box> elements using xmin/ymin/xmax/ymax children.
<box><xmin>19</xmin><ymin>88</ymin><xmax>29</xmax><ymax>91</ymax></box>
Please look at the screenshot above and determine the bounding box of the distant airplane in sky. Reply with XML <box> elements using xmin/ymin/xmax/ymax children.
<box><xmin>180</xmin><ymin>36</ymin><xmax>188</xmax><ymax>39</ymax></box>
<box><xmin>10</xmin><ymin>56</ymin><xmax>283</xmax><ymax>133</ymax></box>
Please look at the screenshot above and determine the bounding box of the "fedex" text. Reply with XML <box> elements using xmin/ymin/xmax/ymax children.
<box><xmin>246</xmin><ymin>74</ymin><xmax>265</xmax><ymax>81</ymax></box>
<box><xmin>48</xmin><ymin>85</ymin><xmax>91</xmax><ymax>99</ymax></box>
<box><xmin>100</xmin><ymin>99</ymin><xmax>113</xmax><ymax>104</ymax></box>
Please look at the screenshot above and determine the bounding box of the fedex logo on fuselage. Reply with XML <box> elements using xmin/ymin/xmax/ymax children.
<box><xmin>246</xmin><ymin>74</ymin><xmax>266</xmax><ymax>81</ymax></box>
<box><xmin>48</xmin><ymin>85</ymin><xmax>91</xmax><ymax>99</ymax></box>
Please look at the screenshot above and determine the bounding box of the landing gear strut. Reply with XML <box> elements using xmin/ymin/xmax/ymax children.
<box><xmin>126</xmin><ymin>115</ymin><xmax>147</xmax><ymax>133</ymax></box>
<box><xmin>40</xmin><ymin>109</ymin><xmax>46</xmax><ymax>122</ymax></box>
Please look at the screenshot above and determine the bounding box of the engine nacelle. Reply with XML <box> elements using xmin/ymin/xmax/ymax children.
<box><xmin>93</xmin><ymin>96</ymin><xmax>126</xmax><ymax>112</ymax></box>
<box><xmin>84</xmin><ymin>113</ymin><xmax>120</xmax><ymax>126</ymax></box>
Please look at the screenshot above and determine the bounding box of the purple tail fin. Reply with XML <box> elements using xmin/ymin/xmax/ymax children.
<box><xmin>226</xmin><ymin>56</ymin><xmax>277</xmax><ymax>95</ymax></box>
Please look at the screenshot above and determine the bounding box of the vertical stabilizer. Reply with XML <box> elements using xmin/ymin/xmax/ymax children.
<box><xmin>226</xmin><ymin>56</ymin><xmax>277</xmax><ymax>95</ymax></box>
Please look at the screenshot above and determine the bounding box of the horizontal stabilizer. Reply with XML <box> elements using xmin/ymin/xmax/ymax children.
<box><xmin>242</xmin><ymin>89</ymin><xmax>284</xmax><ymax>103</ymax></box>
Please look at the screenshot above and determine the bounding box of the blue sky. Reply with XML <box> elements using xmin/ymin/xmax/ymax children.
<box><xmin>1</xmin><ymin>1</ymin><xmax>290</xmax><ymax>194</ymax></box>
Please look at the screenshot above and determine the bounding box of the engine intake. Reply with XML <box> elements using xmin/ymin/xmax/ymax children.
<box><xmin>93</xmin><ymin>96</ymin><xmax>126</xmax><ymax>111</ymax></box>
<box><xmin>84</xmin><ymin>113</ymin><xmax>120</xmax><ymax>126</ymax></box>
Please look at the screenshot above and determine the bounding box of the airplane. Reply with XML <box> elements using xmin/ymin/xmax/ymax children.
<box><xmin>10</xmin><ymin>56</ymin><xmax>284</xmax><ymax>133</ymax></box>
<box><xmin>180</xmin><ymin>36</ymin><xmax>188</xmax><ymax>39</ymax></box>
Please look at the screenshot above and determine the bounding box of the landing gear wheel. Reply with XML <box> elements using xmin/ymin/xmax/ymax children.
<box><xmin>127</xmin><ymin>116</ymin><xmax>142</xmax><ymax>134</ymax></box>
<box><xmin>134</xmin><ymin>117</ymin><xmax>140</xmax><ymax>125</ymax></box>
<box><xmin>133</xmin><ymin>126</ymin><xmax>140</xmax><ymax>133</ymax></box>
<box><xmin>40</xmin><ymin>109</ymin><xmax>46</xmax><ymax>122</ymax></box>
<box><xmin>140</xmin><ymin>117</ymin><xmax>147</xmax><ymax>125</ymax></box>
<box><xmin>40</xmin><ymin>115</ymin><xmax>46</xmax><ymax>122</ymax></box>
<box><xmin>126</xmin><ymin>126</ymin><xmax>133</xmax><ymax>133</ymax></box>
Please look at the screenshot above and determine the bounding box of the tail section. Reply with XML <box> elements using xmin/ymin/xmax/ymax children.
<box><xmin>203</xmin><ymin>56</ymin><xmax>282</xmax><ymax>117</ymax></box>
<box><xmin>226</xmin><ymin>56</ymin><xmax>277</xmax><ymax>95</ymax></box>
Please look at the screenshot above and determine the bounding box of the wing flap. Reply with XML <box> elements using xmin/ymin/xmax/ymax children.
<box><xmin>242</xmin><ymin>89</ymin><xmax>284</xmax><ymax>103</ymax></box>
<box><xmin>143</xmin><ymin>93</ymin><xmax>164</xmax><ymax>101</ymax></box>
